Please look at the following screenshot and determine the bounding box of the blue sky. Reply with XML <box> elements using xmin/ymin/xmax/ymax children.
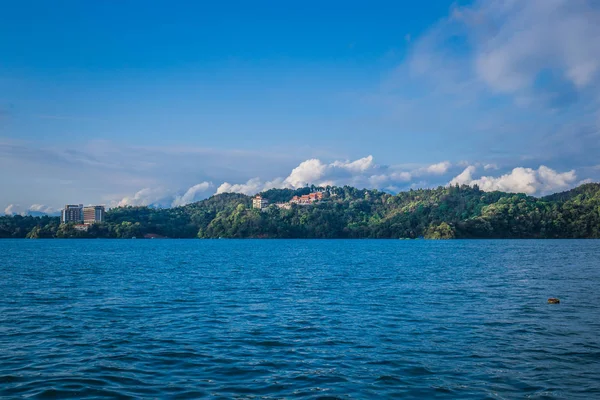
<box><xmin>2</xmin><ymin>0</ymin><xmax>599</xmax><ymax>214</ymax></box>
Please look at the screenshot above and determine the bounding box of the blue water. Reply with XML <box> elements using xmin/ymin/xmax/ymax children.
<box><xmin>1</xmin><ymin>240</ymin><xmax>599</xmax><ymax>399</ymax></box>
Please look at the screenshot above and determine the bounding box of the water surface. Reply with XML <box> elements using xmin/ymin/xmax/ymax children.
<box><xmin>1</xmin><ymin>239</ymin><xmax>599</xmax><ymax>399</ymax></box>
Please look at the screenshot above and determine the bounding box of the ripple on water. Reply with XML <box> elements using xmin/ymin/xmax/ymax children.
<box><xmin>1</xmin><ymin>239</ymin><xmax>600</xmax><ymax>399</ymax></box>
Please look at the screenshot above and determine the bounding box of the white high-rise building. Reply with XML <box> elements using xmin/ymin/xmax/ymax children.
<box><xmin>252</xmin><ymin>195</ymin><xmax>269</xmax><ymax>210</ymax></box>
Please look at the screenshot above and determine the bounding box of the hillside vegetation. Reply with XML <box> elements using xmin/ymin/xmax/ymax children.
<box><xmin>1</xmin><ymin>183</ymin><xmax>600</xmax><ymax>239</ymax></box>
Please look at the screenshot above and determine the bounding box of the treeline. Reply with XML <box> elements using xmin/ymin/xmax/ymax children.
<box><xmin>1</xmin><ymin>183</ymin><xmax>600</xmax><ymax>239</ymax></box>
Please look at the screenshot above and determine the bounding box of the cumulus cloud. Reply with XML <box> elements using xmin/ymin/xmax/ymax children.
<box><xmin>284</xmin><ymin>159</ymin><xmax>328</xmax><ymax>188</ymax></box>
<box><xmin>4</xmin><ymin>203</ymin><xmax>58</xmax><ymax>216</ymax></box>
<box><xmin>172</xmin><ymin>182</ymin><xmax>213</xmax><ymax>207</ymax></box>
<box><xmin>216</xmin><ymin>178</ymin><xmax>265</xmax><ymax>196</ymax></box>
<box><xmin>331</xmin><ymin>155</ymin><xmax>375</xmax><ymax>173</ymax></box>
<box><xmin>117</xmin><ymin>188</ymin><xmax>172</xmax><ymax>208</ymax></box>
<box><xmin>536</xmin><ymin>166</ymin><xmax>577</xmax><ymax>192</ymax></box>
<box><xmin>449</xmin><ymin>166</ymin><xmax>477</xmax><ymax>187</ymax></box>
<box><xmin>449</xmin><ymin>165</ymin><xmax>577</xmax><ymax>195</ymax></box>
<box><xmin>421</xmin><ymin>161</ymin><xmax>451</xmax><ymax>175</ymax></box>
<box><xmin>116</xmin><ymin>181</ymin><xmax>213</xmax><ymax>208</ymax></box>
<box><xmin>217</xmin><ymin>156</ymin><xmax>452</xmax><ymax>195</ymax></box>
<box><xmin>28</xmin><ymin>204</ymin><xmax>57</xmax><ymax>214</ymax></box>
<box><xmin>0</xmin><ymin>139</ymin><xmax>298</xmax><ymax>214</ymax></box>
<box><xmin>4</xmin><ymin>204</ymin><xmax>24</xmax><ymax>216</ymax></box>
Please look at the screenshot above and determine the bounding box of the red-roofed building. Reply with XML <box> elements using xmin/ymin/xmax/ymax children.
<box><xmin>290</xmin><ymin>192</ymin><xmax>323</xmax><ymax>205</ymax></box>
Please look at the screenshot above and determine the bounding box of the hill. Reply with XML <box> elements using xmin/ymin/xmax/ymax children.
<box><xmin>1</xmin><ymin>183</ymin><xmax>599</xmax><ymax>239</ymax></box>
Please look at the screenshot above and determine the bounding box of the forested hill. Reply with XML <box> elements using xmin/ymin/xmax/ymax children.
<box><xmin>2</xmin><ymin>183</ymin><xmax>600</xmax><ymax>239</ymax></box>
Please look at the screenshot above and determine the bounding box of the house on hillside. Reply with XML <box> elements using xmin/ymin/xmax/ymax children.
<box><xmin>252</xmin><ymin>195</ymin><xmax>269</xmax><ymax>210</ymax></box>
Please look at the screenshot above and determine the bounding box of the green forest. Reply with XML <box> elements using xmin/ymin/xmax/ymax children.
<box><xmin>2</xmin><ymin>183</ymin><xmax>600</xmax><ymax>239</ymax></box>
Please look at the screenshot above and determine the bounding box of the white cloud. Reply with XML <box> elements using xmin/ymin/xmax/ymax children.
<box><xmin>4</xmin><ymin>204</ymin><xmax>58</xmax><ymax>216</ymax></box>
<box><xmin>331</xmin><ymin>155</ymin><xmax>374</xmax><ymax>173</ymax></box>
<box><xmin>401</xmin><ymin>0</ymin><xmax>600</xmax><ymax>109</ymax></box>
<box><xmin>484</xmin><ymin>163</ymin><xmax>498</xmax><ymax>170</ymax></box>
<box><xmin>449</xmin><ymin>165</ymin><xmax>577</xmax><ymax>195</ymax></box>
<box><xmin>473</xmin><ymin>168</ymin><xmax>540</xmax><ymax>194</ymax></box>
<box><xmin>216</xmin><ymin>178</ymin><xmax>264</xmax><ymax>196</ymax></box>
<box><xmin>421</xmin><ymin>161</ymin><xmax>451</xmax><ymax>175</ymax></box>
<box><xmin>280</xmin><ymin>155</ymin><xmax>383</xmax><ymax>189</ymax></box>
<box><xmin>217</xmin><ymin>156</ymin><xmax>454</xmax><ymax>195</ymax></box>
<box><xmin>172</xmin><ymin>182</ymin><xmax>213</xmax><ymax>207</ymax></box>
<box><xmin>117</xmin><ymin>188</ymin><xmax>172</xmax><ymax>208</ymax></box>
<box><xmin>117</xmin><ymin>182</ymin><xmax>215</xmax><ymax>208</ymax></box>
<box><xmin>28</xmin><ymin>204</ymin><xmax>57</xmax><ymax>214</ymax></box>
<box><xmin>536</xmin><ymin>166</ymin><xmax>577</xmax><ymax>193</ymax></box>
<box><xmin>0</xmin><ymin>139</ymin><xmax>302</xmax><ymax>212</ymax></box>
<box><xmin>466</xmin><ymin>0</ymin><xmax>600</xmax><ymax>93</ymax></box>
<box><xmin>283</xmin><ymin>159</ymin><xmax>328</xmax><ymax>188</ymax></box>
<box><xmin>381</xmin><ymin>0</ymin><xmax>600</xmax><ymax>168</ymax></box>
<box><xmin>449</xmin><ymin>166</ymin><xmax>477</xmax><ymax>186</ymax></box>
<box><xmin>4</xmin><ymin>204</ymin><xmax>24</xmax><ymax>216</ymax></box>
<box><xmin>118</xmin><ymin>156</ymin><xmax>411</xmax><ymax>206</ymax></box>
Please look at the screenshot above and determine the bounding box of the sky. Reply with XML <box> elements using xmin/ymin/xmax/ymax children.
<box><xmin>2</xmin><ymin>0</ymin><xmax>600</xmax><ymax>214</ymax></box>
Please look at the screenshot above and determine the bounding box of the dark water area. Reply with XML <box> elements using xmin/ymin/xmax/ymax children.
<box><xmin>1</xmin><ymin>239</ymin><xmax>599</xmax><ymax>399</ymax></box>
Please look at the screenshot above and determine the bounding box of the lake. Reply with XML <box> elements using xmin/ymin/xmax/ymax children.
<box><xmin>1</xmin><ymin>239</ymin><xmax>599</xmax><ymax>399</ymax></box>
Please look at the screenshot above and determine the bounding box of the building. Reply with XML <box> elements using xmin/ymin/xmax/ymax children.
<box><xmin>290</xmin><ymin>192</ymin><xmax>324</xmax><ymax>205</ymax></box>
<box><xmin>61</xmin><ymin>204</ymin><xmax>83</xmax><ymax>224</ymax></box>
<box><xmin>61</xmin><ymin>204</ymin><xmax>105</xmax><ymax>225</ymax></box>
<box><xmin>309</xmin><ymin>192</ymin><xmax>324</xmax><ymax>201</ymax></box>
<box><xmin>252</xmin><ymin>195</ymin><xmax>269</xmax><ymax>210</ymax></box>
<box><xmin>73</xmin><ymin>224</ymin><xmax>89</xmax><ymax>232</ymax></box>
<box><xmin>83</xmin><ymin>206</ymin><xmax>105</xmax><ymax>225</ymax></box>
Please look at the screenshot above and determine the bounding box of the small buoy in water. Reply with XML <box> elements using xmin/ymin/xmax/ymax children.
<box><xmin>548</xmin><ymin>298</ymin><xmax>560</xmax><ymax>304</ymax></box>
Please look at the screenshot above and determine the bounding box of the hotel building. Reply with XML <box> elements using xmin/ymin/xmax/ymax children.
<box><xmin>61</xmin><ymin>204</ymin><xmax>83</xmax><ymax>224</ymax></box>
<box><xmin>61</xmin><ymin>204</ymin><xmax>105</xmax><ymax>225</ymax></box>
<box><xmin>83</xmin><ymin>206</ymin><xmax>105</xmax><ymax>224</ymax></box>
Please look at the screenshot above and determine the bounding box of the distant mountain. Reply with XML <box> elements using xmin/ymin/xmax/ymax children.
<box><xmin>1</xmin><ymin>183</ymin><xmax>599</xmax><ymax>239</ymax></box>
